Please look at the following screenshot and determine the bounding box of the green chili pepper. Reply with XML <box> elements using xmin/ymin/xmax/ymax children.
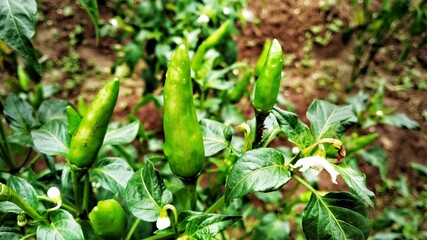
<box><xmin>254</xmin><ymin>39</ymin><xmax>272</xmax><ymax>77</ymax></box>
<box><xmin>163</xmin><ymin>45</ymin><xmax>205</xmax><ymax>179</ymax></box>
<box><xmin>89</xmin><ymin>199</ymin><xmax>127</xmax><ymax>239</ymax></box>
<box><xmin>68</xmin><ymin>79</ymin><xmax>119</xmax><ymax>168</ymax></box>
<box><xmin>253</xmin><ymin>39</ymin><xmax>283</xmax><ymax>113</ymax></box>
<box><xmin>229</xmin><ymin>69</ymin><xmax>252</xmax><ymax>103</ymax></box>
<box><xmin>29</xmin><ymin>84</ymin><xmax>44</xmax><ymax>108</ymax></box>
<box><xmin>17</xmin><ymin>66</ymin><xmax>30</xmax><ymax>92</ymax></box>
<box><xmin>191</xmin><ymin>20</ymin><xmax>231</xmax><ymax>73</ymax></box>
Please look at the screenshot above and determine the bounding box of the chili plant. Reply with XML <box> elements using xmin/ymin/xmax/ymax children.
<box><xmin>2</xmin><ymin>38</ymin><xmax>376</xmax><ymax>239</ymax></box>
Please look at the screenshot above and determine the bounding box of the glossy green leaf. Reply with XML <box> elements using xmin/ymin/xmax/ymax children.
<box><xmin>78</xmin><ymin>0</ymin><xmax>99</xmax><ymax>41</ymax></box>
<box><xmin>272</xmin><ymin>107</ymin><xmax>312</xmax><ymax>149</ymax></box>
<box><xmin>7</xmin><ymin>176</ymin><xmax>39</xmax><ymax>213</ymax></box>
<box><xmin>0</xmin><ymin>0</ymin><xmax>41</xmax><ymax>74</ymax></box>
<box><xmin>89</xmin><ymin>157</ymin><xmax>133</xmax><ymax>197</ymax></box>
<box><xmin>178</xmin><ymin>211</ymin><xmax>241</xmax><ymax>240</ymax></box>
<box><xmin>200</xmin><ymin>119</ymin><xmax>233</xmax><ymax>157</ymax></box>
<box><xmin>335</xmin><ymin>164</ymin><xmax>375</xmax><ymax>207</ymax></box>
<box><xmin>60</xmin><ymin>163</ymin><xmax>73</xmax><ymax>192</ymax></box>
<box><xmin>125</xmin><ymin>161</ymin><xmax>172</xmax><ymax>222</ymax></box>
<box><xmin>252</xmin><ymin>213</ymin><xmax>290</xmax><ymax>240</ymax></box>
<box><xmin>38</xmin><ymin>99</ymin><xmax>69</xmax><ymax>124</ymax></box>
<box><xmin>307</xmin><ymin>100</ymin><xmax>357</xmax><ymax>140</ymax></box>
<box><xmin>225</xmin><ymin>148</ymin><xmax>291</xmax><ymax>205</ymax></box>
<box><xmin>382</xmin><ymin>113</ymin><xmax>420</xmax><ymax>130</ymax></box>
<box><xmin>303</xmin><ymin>192</ymin><xmax>371</xmax><ymax>239</ymax></box>
<box><xmin>359</xmin><ymin>147</ymin><xmax>387</xmax><ymax>182</ymax></box>
<box><xmin>31</xmin><ymin>120</ymin><xmax>70</xmax><ymax>158</ymax></box>
<box><xmin>103</xmin><ymin>121</ymin><xmax>140</xmax><ymax>145</ymax></box>
<box><xmin>37</xmin><ymin>210</ymin><xmax>84</xmax><ymax>240</ymax></box>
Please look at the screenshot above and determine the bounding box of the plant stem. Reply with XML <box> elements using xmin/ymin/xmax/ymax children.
<box><xmin>181</xmin><ymin>177</ymin><xmax>198</xmax><ymax>211</ymax></box>
<box><xmin>205</xmin><ymin>196</ymin><xmax>224</xmax><ymax>213</ymax></box>
<box><xmin>143</xmin><ymin>232</ymin><xmax>176</xmax><ymax>240</ymax></box>
<box><xmin>0</xmin><ymin>118</ymin><xmax>14</xmax><ymax>169</ymax></box>
<box><xmin>293</xmin><ymin>174</ymin><xmax>320</xmax><ymax>198</ymax></box>
<box><xmin>37</xmin><ymin>196</ymin><xmax>79</xmax><ymax>213</ymax></box>
<box><xmin>71</xmin><ymin>170</ymin><xmax>83</xmax><ymax>212</ymax></box>
<box><xmin>82</xmin><ymin>174</ymin><xmax>90</xmax><ymax>213</ymax></box>
<box><xmin>113</xmin><ymin>145</ymin><xmax>138</xmax><ymax>170</ymax></box>
<box><xmin>125</xmin><ymin>218</ymin><xmax>140</xmax><ymax>240</ymax></box>
<box><xmin>253</xmin><ymin>109</ymin><xmax>269</xmax><ymax>148</ymax></box>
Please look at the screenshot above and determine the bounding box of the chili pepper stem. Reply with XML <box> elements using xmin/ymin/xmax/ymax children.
<box><xmin>181</xmin><ymin>177</ymin><xmax>198</xmax><ymax>211</ymax></box>
<box><xmin>253</xmin><ymin>109</ymin><xmax>270</xmax><ymax>148</ymax></box>
<box><xmin>125</xmin><ymin>218</ymin><xmax>140</xmax><ymax>240</ymax></box>
<box><xmin>82</xmin><ymin>174</ymin><xmax>90</xmax><ymax>213</ymax></box>
<box><xmin>71</xmin><ymin>168</ymin><xmax>85</xmax><ymax>213</ymax></box>
<box><xmin>205</xmin><ymin>196</ymin><xmax>224</xmax><ymax>213</ymax></box>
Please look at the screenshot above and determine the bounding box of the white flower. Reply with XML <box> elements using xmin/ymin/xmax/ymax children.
<box><xmin>156</xmin><ymin>214</ymin><xmax>171</xmax><ymax>230</ymax></box>
<box><xmin>47</xmin><ymin>187</ymin><xmax>61</xmax><ymax>202</ymax></box>
<box><xmin>196</xmin><ymin>14</ymin><xmax>209</xmax><ymax>24</ymax></box>
<box><xmin>290</xmin><ymin>156</ymin><xmax>340</xmax><ymax>184</ymax></box>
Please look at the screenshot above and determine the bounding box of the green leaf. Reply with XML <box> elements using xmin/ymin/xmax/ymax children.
<box><xmin>7</xmin><ymin>176</ymin><xmax>39</xmax><ymax>213</ymax></box>
<box><xmin>178</xmin><ymin>211</ymin><xmax>241</xmax><ymax>240</ymax></box>
<box><xmin>38</xmin><ymin>99</ymin><xmax>69</xmax><ymax>124</ymax></box>
<box><xmin>0</xmin><ymin>227</ymin><xmax>22</xmax><ymax>240</ymax></box>
<box><xmin>89</xmin><ymin>157</ymin><xmax>133</xmax><ymax>197</ymax></box>
<box><xmin>307</xmin><ymin>100</ymin><xmax>357</xmax><ymax>140</ymax></box>
<box><xmin>103</xmin><ymin>121</ymin><xmax>140</xmax><ymax>146</ymax></box>
<box><xmin>335</xmin><ymin>164</ymin><xmax>375</xmax><ymax>207</ymax></box>
<box><xmin>78</xmin><ymin>0</ymin><xmax>99</xmax><ymax>42</ymax></box>
<box><xmin>382</xmin><ymin>113</ymin><xmax>420</xmax><ymax>130</ymax></box>
<box><xmin>410</xmin><ymin>162</ymin><xmax>427</xmax><ymax>178</ymax></box>
<box><xmin>220</xmin><ymin>104</ymin><xmax>245</xmax><ymax>126</ymax></box>
<box><xmin>345</xmin><ymin>91</ymin><xmax>369</xmax><ymax>118</ymax></box>
<box><xmin>4</xmin><ymin>94</ymin><xmax>35</xmax><ymax>132</ymax></box>
<box><xmin>31</xmin><ymin>120</ymin><xmax>70</xmax><ymax>158</ymax></box>
<box><xmin>272</xmin><ymin>107</ymin><xmax>312</xmax><ymax>149</ymax></box>
<box><xmin>225</xmin><ymin>148</ymin><xmax>291</xmax><ymax>205</ymax></box>
<box><xmin>200</xmin><ymin>119</ymin><xmax>233</xmax><ymax>157</ymax></box>
<box><xmin>37</xmin><ymin>210</ymin><xmax>84</xmax><ymax>240</ymax></box>
<box><xmin>125</xmin><ymin>161</ymin><xmax>172</xmax><ymax>222</ymax></box>
<box><xmin>0</xmin><ymin>0</ymin><xmax>41</xmax><ymax>74</ymax></box>
<box><xmin>66</xmin><ymin>106</ymin><xmax>81</xmax><ymax>135</ymax></box>
<box><xmin>359</xmin><ymin>147</ymin><xmax>387</xmax><ymax>182</ymax></box>
<box><xmin>252</xmin><ymin>213</ymin><xmax>290</xmax><ymax>240</ymax></box>
<box><xmin>303</xmin><ymin>192</ymin><xmax>371</xmax><ymax>239</ymax></box>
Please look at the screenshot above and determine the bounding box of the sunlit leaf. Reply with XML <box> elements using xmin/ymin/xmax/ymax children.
<box><xmin>200</xmin><ymin>119</ymin><xmax>233</xmax><ymax>156</ymax></box>
<box><xmin>32</xmin><ymin>120</ymin><xmax>70</xmax><ymax>157</ymax></box>
<box><xmin>103</xmin><ymin>121</ymin><xmax>140</xmax><ymax>145</ymax></box>
<box><xmin>178</xmin><ymin>211</ymin><xmax>241</xmax><ymax>239</ymax></box>
<box><xmin>89</xmin><ymin>157</ymin><xmax>133</xmax><ymax>197</ymax></box>
<box><xmin>225</xmin><ymin>148</ymin><xmax>291</xmax><ymax>205</ymax></box>
<box><xmin>307</xmin><ymin>100</ymin><xmax>357</xmax><ymax>140</ymax></box>
<box><xmin>37</xmin><ymin>210</ymin><xmax>84</xmax><ymax>240</ymax></box>
<box><xmin>0</xmin><ymin>0</ymin><xmax>41</xmax><ymax>74</ymax></box>
<box><xmin>335</xmin><ymin>164</ymin><xmax>375</xmax><ymax>207</ymax></box>
<box><xmin>273</xmin><ymin>107</ymin><xmax>312</xmax><ymax>149</ymax></box>
<box><xmin>7</xmin><ymin>176</ymin><xmax>39</xmax><ymax>214</ymax></box>
<box><xmin>125</xmin><ymin>161</ymin><xmax>172</xmax><ymax>222</ymax></box>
